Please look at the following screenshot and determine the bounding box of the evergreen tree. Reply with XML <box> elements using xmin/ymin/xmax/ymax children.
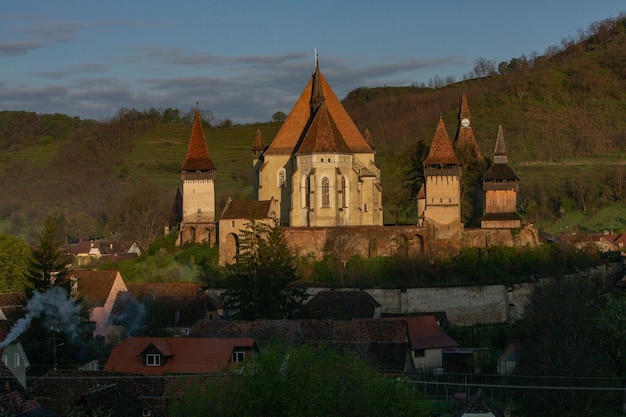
<box><xmin>223</xmin><ymin>219</ymin><xmax>305</xmax><ymax>320</ymax></box>
<box><xmin>402</xmin><ymin>139</ymin><xmax>429</xmax><ymax>203</ymax></box>
<box><xmin>28</xmin><ymin>215</ymin><xmax>69</xmax><ymax>292</ymax></box>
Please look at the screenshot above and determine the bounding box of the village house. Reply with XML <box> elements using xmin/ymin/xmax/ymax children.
<box><xmin>397</xmin><ymin>315</ymin><xmax>459</xmax><ymax>370</ymax></box>
<box><xmin>70</xmin><ymin>270</ymin><xmax>128</xmax><ymax>344</ymax></box>
<box><xmin>65</xmin><ymin>240</ymin><xmax>141</xmax><ymax>267</ymax></box>
<box><xmin>109</xmin><ymin>282</ymin><xmax>220</xmax><ymax>340</ymax></box>
<box><xmin>104</xmin><ymin>337</ymin><xmax>258</xmax><ymax>375</ymax></box>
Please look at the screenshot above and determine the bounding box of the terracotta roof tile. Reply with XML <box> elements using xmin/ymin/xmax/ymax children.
<box><xmin>295</xmin><ymin>102</ymin><xmax>351</xmax><ymax>154</ymax></box>
<box><xmin>417</xmin><ymin>184</ymin><xmax>426</xmax><ymax>200</ymax></box>
<box><xmin>459</xmin><ymin>92</ymin><xmax>471</xmax><ymax>119</ymax></box>
<box><xmin>188</xmin><ymin>320</ymin><xmax>305</xmax><ymax>347</ymax></box>
<box><xmin>424</xmin><ymin>118</ymin><xmax>459</xmax><ymax>165</ymax></box>
<box><xmin>104</xmin><ymin>337</ymin><xmax>257</xmax><ymax>375</ymax></box>
<box><xmin>251</xmin><ymin>128</ymin><xmax>265</xmax><ymax>151</ymax></box>
<box><xmin>72</xmin><ymin>270</ymin><xmax>122</xmax><ymax>307</ymax></box>
<box><xmin>181</xmin><ymin>108</ymin><xmax>216</xmax><ymax>172</ymax></box>
<box><xmin>126</xmin><ymin>283</ymin><xmax>202</xmax><ymax>299</ymax></box>
<box><xmin>455</xmin><ymin>128</ymin><xmax>483</xmax><ymax>160</ymax></box>
<box><xmin>392</xmin><ymin>315</ymin><xmax>458</xmax><ymax>350</ymax></box>
<box><xmin>266</xmin><ymin>66</ymin><xmax>372</xmax><ymax>155</ymax></box>
<box><xmin>220</xmin><ymin>199</ymin><xmax>275</xmax><ymax>220</ymax></box>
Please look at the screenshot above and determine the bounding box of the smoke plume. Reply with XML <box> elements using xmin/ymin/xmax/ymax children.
<box><xmin>0</xmin><ymin>286</ymin><xmax>84</xmax><ymax>348</ymax></box>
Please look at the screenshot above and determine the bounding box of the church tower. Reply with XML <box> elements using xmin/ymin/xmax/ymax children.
<box><xmin>178</xmin><ymin>107</ymin><xmax>217</xmax><ymax>245</ymax></box>
<box><xmin>256</xmin><ymin>61</ymin><xmax>382</xmax><ymax>227</ymax></box>
<box><xmin>454</xmin><ymin>93</ymin><xmax>483</xmax><ymax>160</ymax></box>
<box><xmin>481</xmin><ymin>126</ymin><xmax>521</xmax><ymax>228</ymax></box>
<box><xmin>453</xmin><ymin>93</ymin><xmax>486</xmax><ymax>227</ymax></box>
<box><xmin>422</xmin><ymin>118</ymin><xmax>462</xmax><ymax>239</ymax></box>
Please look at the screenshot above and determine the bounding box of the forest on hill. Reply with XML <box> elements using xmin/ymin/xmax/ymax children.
<box><xmin>0</xmin><ymin>15</ymin><xmax>625</xmax><ymax>243</ymax></box>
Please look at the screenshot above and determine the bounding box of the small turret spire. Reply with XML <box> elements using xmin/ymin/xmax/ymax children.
<box><xmin>493</xmin><ymin>125</ymin><xmax>508</xmax><ymax>164</ymax></box>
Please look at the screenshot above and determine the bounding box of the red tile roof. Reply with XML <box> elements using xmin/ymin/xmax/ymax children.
<box><xmin>72</xmin><ymin>270</ymin><xmax>122</xmax><ymax>307</ymax></box>
<box><xmin>251</xmin><ymin>128</ymin><xmax>265</xmax><ymax>152</ymax></box>
<box><xmin>104</xmin><ymin>337</ymin><xmax>257</xmax><ymax>375</ymax></box>
<box><xmin>394</xmin><ymin>315</ymin><xmax>458</xmax><ymax>350</ymax></box>
<box><xmin>266</xmin><ymin>65</ymin><xmax>372</xmax><ymax>155</ymax></box>
<box><xmin>459</xmin><ymin>92</ymin><xmax>471</xmax><ymax>119</ymax></box>
<box><xmin>220</xmin><ymin>199</ymin><xmax>275</xmax><ymax>220</ymax></box>
<box><xmin>295</xmin><ymin>101</ymin><xmax>351</xmax><ymax>154</ymax></box>
<box><xmin>125</xmin><ymin>283</ymin><xmax>202</xmax><ymax>299</ymax></box>
<box><xmin>424</xmin><ymin>118</ymin><xmax>459</xmax><ymax>166</ymax></box>
<box><xmin>181</xmin><ymin>108</ymin><xmax>216</xmax><ymax>172</ymax></box>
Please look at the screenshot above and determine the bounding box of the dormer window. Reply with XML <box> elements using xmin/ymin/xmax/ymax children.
<box><xmin>231</xmin><ymin>351</ymin><xmax>245</xmax><ymax>363</ymax></box>
<box><xmin>146</xmin><ymin>353</ymin><xmax>161</xmax><ymax>366</ymax></box>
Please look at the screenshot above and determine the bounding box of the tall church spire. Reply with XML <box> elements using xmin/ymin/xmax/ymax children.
<box><xmin>181</xmin><ymin>108</ymin><xmax>215</xmax><ymax>172</ymax></box>
<box><xmin>454</xmin><ymin>93</ymin><xmax>483</xmax><ymax>160</ymax></box>
<box><xmin>310</xmin><ymin>61</ymin><xmax>325</xmax><ymax>113</ymax></box>
<box><xmin>459</xmin><ymin>92</ymin><xmax>471</xmax><ymax>121</ymax></box>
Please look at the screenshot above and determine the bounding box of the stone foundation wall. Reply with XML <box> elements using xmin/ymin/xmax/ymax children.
<box><xmin>304</xmin><ymin>262</ymin><xmax>623</xmax><ymax>326</ymax></box>
<box><xmin>283</xmin><ymin>225</ymin><xmax>428</xmax><ymax>259</ymax></box>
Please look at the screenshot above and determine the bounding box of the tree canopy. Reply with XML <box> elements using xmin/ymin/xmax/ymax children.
<box><xmin>223</xmin><ymin>219</ymin><xmax>305</xmax><ymax>320</ymax></box>
<box><xmin>0</xmin><ymin>234</ymin><xmax>31</xmax><ymax>292</ymax></box>
<box><xmin>169</xmin><ymin>344</ymin><xmax>425</xmax><ymax>417</ymax></box>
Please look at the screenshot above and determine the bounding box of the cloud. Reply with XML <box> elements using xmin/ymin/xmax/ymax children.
<box><xmin>0</xmin><ymin>40</ymin><xmax>42</xmax><ymax>56</ymax></box>
<box><xmin>34</xmin><ymin>63</ymin><xmax>108</xmax><ymax>80</ymax></box>
<box><xmin>0</xmin><ymin>45</ymin><xmax>466</xmax><ymax>123</ymax></box>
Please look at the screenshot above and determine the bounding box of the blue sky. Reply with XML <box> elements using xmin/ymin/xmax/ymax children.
<box><xmin>1</xmin><ymin>1</ymin><xmax>623</xmax><ymax>123</ymax></box>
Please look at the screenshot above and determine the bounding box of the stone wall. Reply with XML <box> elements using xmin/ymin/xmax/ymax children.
<box><xmin>304</xmin><ymin>262</ymin><xmax>624</xmax><ymax>326</ymax></box>
<box><xmin>283</xmin><ymin>225</ymin><xmax>428</xmax><ymax>259</ymax></box>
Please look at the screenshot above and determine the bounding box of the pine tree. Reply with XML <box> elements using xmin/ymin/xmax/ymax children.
<box><xmin>28</xmin><ymin>215</ymin><xmax>69</xmax><ymax>292</ymax></box>
<box><xmin>223</xmin><ymin>219</ymin><xmax>306</xmax><ymax>320</ymax></box>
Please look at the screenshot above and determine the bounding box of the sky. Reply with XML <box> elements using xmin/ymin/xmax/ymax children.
<box><xmin>1</xmin><ymin>1</ymin><xmax>624</xmax><ymax>124</ymax></box>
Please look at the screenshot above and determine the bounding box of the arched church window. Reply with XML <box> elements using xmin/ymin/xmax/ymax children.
<box><xmin>321</xmin><ymin>176</ymin><xmax>330</xmax><ymax>208</ymax></box>
<box><xmin>277</xmin><ymin>169</ymin><xmax>286</xmax><ymax>187</ymax></box>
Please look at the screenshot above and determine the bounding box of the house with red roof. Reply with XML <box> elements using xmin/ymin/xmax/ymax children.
<box><xmin>104</xmin><ymin>337</ymin><xmax>257</xmax><ymax>375</ymax></box>
<box><xmin>398</xmin><ymin>315</ymin><xmax>459</xmax><ymax>370</ymax></box>
<box><xmin>70</xmin><ymin>270</ymin><xmax>128</xmax><ymax>344</ymax></box>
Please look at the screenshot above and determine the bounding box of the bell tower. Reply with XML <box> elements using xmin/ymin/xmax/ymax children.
<box><xmin>178</xmin><ymin>107</ymin><xmax>217</xmax><ymax>246</ymax></box>
<box><xmin>422</xmin><ymin>118</ymin><xmax>462</xmax><ymax>240</ymax></box>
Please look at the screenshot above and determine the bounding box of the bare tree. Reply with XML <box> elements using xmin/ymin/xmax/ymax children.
<box><xmin>108</xmin><ymin>181</ymin><xmax>169</xmax><ymax>251</ymax></box>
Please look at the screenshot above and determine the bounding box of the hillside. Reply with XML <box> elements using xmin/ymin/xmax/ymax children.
<box><xmin>0</xmin><ymin>15</ymin><xmax>625</xmax><ymax>241</ymax></box>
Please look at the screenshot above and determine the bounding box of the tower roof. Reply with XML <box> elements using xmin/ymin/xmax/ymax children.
<box><xmin>265</xmin><ymin>64</ymin><xmax>372</xmax><ymax>155</ymax></box>
<box><xmin>252</xmin><ymin>128</ymin><xmax>265</xmax><ymax>152</ymax></box>
<box><xmin>424</xmin><ymin>118</ymin><xmax>459</xmax><ymax>166</ymax></box>
<box><xmin>494</xmin><ymin>125</ymin><xmax>507</xmax><ymax>157</ymax></box>
<box><xmin>454</xmin><ymin>93</ymin><xmax>483</xmax><ymax>160</ymax></box>
<box><xmin>181</xmin><ymin>108</ymin><xmax>215</xmax><ymax>172</ymax></box>
<box><xmin>459</xmin><ymin>92</ymin><xmax>471</xmax><ymax>119</ymax></box>
<box><xmin>484</xmin><ymin>126</ymin><xmax>518</xmax><ymax>181</ymax></box>
<box><xmin>296</xmin><ymin>101</ymin><xmax>351</xmax><ymax>154</ymax></box>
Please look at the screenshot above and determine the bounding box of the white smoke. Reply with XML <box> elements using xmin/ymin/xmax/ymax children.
<box><xmin>107</xmin><ymin>292</ymin><xmax>147</xmax><ymax>336</ymax></box>
<box><xmin>0</xmin><ymin>286</ymin><xmax>84</xmax><ymax>348</ymax></box>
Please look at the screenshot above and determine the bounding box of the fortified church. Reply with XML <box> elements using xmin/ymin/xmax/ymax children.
<box><xmin>175</xmin><ymin>63</ymin><xmax>538</xmax><ymax>265</ymax></box>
